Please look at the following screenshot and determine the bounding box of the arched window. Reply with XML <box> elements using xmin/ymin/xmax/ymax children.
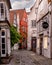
<box><xmin>2</xmin><ymin>30</ymin><xmax>5</xmax><ymax>36</ymax></box>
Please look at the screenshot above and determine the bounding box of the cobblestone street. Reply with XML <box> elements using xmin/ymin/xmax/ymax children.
<box><xmin>1</xmin><ymin>50</ymin><xmax>52</xmax><ymax>65</ymax></box>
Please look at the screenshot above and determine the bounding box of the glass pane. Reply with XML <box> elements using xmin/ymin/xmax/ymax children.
<box><xmin>2</xmin><ymin>31</ymin><xmax>5</xmax><ymax>36</ymax></box>
<box><xmin>1</xmin><ymin>3</ymin><xmax>4</xmax><ymax>15</ymax></box>
<box><xmin>2</xmin><ymin>50</ymin><xmax>5</xmax><ymax>54</ymax></box>
<box><xmin>2</xmin><ymin>44</ymin><xmax>5</xmax><ymax>49</ymax></box>
<box><xmin>1</xmin><ymin>9</ymin><xmax>4</xmax><ymax>14</ymax></box>
<box><xmin>1</xmin><ymin>3</ymin><xmax>3</xmax><ymax>8</ymax></box>
<box><xmin>2</xmin><ymin>38</ymin><xmax>5</xmax><ymax>43</ymax></box>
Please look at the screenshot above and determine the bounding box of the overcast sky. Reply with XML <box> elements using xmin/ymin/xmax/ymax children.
<box><xmin>10</xmin><ymin>0</ymin><xmax>36</xmax><ymax>11</ymax></box>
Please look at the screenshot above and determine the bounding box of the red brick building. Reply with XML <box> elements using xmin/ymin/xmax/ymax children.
<box><xmin>20</xmin><ymin>10</ymin><xmax>28</xmax><ymax>49</ymax></box>
<box><xmin>10</xmin><ymin>9</ymin><xmax>28</xmax><ymax>49</ymax></box>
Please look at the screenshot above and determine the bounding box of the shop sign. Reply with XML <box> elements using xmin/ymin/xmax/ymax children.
<box><xmin>42</xmin><ymin>22</ymin><xmax>49</xmax><ymax>29</ymax></box>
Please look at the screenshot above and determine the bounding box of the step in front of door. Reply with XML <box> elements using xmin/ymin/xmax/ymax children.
<box><xmin>1</xmin><ymin>56</ymin><xmax>12</xmax><ymax>64</ymax></box>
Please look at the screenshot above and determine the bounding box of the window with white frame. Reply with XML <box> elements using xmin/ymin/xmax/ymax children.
<box><xmin>13</xmin><ymin>13</ymin><xmax>17</xmax><ymax>27</ymax></box>
<box><xmin>31</xmin><ymin>20</ymin><xmax>36</xmax><ymax>27</ymax></box>
<box><xmin>1</xmin><ymin>29</ymin><xmax>6</xmax><ymax>56</ymax></box>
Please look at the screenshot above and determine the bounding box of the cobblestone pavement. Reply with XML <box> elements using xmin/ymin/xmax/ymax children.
<box><xmin>1</xmin><ymin>50</ymin><xmax>52</xmax><ymax>65</ymax></box>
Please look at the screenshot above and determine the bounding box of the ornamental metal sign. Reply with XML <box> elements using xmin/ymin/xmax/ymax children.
<box><xmin>42</xmin><ymin>22</ymin><xmax>49</xmax><ymax>29</ymax></box>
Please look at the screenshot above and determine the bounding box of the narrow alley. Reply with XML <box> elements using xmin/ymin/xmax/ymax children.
<box><xmin>1</xmin><ymin>50</ymin><xmax>52</xmax><ymax>65</ymax></box>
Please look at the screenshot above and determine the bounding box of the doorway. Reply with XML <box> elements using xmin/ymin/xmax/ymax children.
<box><xmin>31</xmin><ymin>37</ymin><xmax>36</xmax><ymax>52</ymax></box>
<box><xmin>51</xmin><ymin>37</ymin><xmax>52</xmax><ymax>59</ymax></box>
<box><xmin>39</xmin><ymin>34</ymin><xmax>43</xmax><ymax>55</ymax></box>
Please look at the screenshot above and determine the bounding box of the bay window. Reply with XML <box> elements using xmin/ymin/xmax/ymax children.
<box><xmin>1</xmin><ymin>29</ymin><xmax>6</xmax><ymax>57</ymax></box>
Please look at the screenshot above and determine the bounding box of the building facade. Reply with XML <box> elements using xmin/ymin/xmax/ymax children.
<box><xmin>36</xmin><ymin>0</ymin><xmax>52</xmax><ymax>58</ymax></box>
<box><xmin>0</xmin><ymin>0</ymin><xmax>11</xmax><ymax>63</ymax></box>
<box><xmin>20</xmin><ymin>10</ymin><xmax>28</xmax><ymax>49</ymax></box>
<box><xmin>27</xmin><ymin>3</ymin><xmax>37</xmax><ymax>51</ymax></box>
<box><xmin>10</xmin><ymin>9</ymin><xmax>28</xmax><ymax>49</ymax></box>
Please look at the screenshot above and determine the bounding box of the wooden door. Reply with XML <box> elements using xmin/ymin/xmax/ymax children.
<box><xmin>31</xmin><ymin>37</ymin><xmax>36</xmax><ymax>52</ymax></box>
<box><xmin>39</xmin><ymin>34</ymin><xmax>43</xmax><ymax>55</ymax></box>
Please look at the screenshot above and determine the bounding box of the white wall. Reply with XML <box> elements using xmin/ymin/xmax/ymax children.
<box><xmin>37</xmin><ymin>0</ymin><xmax>48</xmax><ymax>21</ymax></box>
<box><xmin>27</xmin><ymin>4</ymin><xmax>37</xmax><ymax>50</ymax></box>
<box><xmin>7</xmin><ymin>29</ymin><xmax>11</xmax><ymax>56</ymax></box>
<box><xmin>36</xmin><ymin>0</ymin><xmax>51</xmax><ymax>58</ymax></box>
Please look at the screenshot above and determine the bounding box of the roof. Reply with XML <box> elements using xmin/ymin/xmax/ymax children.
<box><xmin>6</xmin><ymin>0</ymin><xmax>11</xmax><ymax>9</ymax></box>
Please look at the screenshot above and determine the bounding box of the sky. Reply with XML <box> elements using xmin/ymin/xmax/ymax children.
<box><xmin>10</xmin><ymin>0</ymin><xmax>36</xmax><ymax>12</ymax></box>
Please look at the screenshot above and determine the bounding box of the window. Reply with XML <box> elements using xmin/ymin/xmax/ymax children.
<box><xmin>23</xmin><ymin>18</ymin><xmax>25</xmax><ymax>21</ymax></box>
<box><xmin>2</xmin><ymin>38</ymin><xmax>5</xmax><ymax>43</ymax></box>
<box><xmin>1</xmin><ymin>3</ymin><xmax>4</xmax><ymax>15</ymax></box>
<box><xmin>0</xmin><ymin>3</ymin><xmax>4</xmax><ymax>16</ymax></box>
<box><xmin>22</xmin><ymin>26</ymin><xmax>25</xmax><ymax>32</ymax></box>
<box><xmin>13</xmin><ymin>13</ymin><xmax>17</xmax><ymax>27</ymax></box>
<box><xmin>2</xmin><ymin>50</ymin><xmax>5</xmax><ymax>54</ymax></box>
<box><xmin>1</xmin><ymin>30</ymin><xmax>6</xmax><ymax>55</ymax></box>
<box><xmin>2</xmin><ymin>44</ymin><xmax>5</xmax><ymax>49</ymax></box>
<box><xmin>39</xmin><ymin>21</ymin><xmax>43</xmax><ymax>32</ymax></box>
<box><xmin>37</xmin><ymin>39</ymin><xmax>40</xmax><ymax>48</ymax></box>
<box><xmin>43</xmin><ymin>37</ymin><xmax>48</xmax><ymax>49</ymax></box>
<box><xmin>31</xmin><ymin>20</ymin><xmax>36</xmax><ymax>27</ymax></box>
<box><xmin>2</xmin><ymin>31</ymin><xmax>5</xmax><ymax>36</ymax></box>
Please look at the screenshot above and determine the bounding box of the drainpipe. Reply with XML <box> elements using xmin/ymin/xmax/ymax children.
<box><xmin>0</xmin><ymin>27</ymin><xmax>1</xmax><ymax>64</ymax></box>
<box><xmin>48</xmin><ymin>1</ymin><xmax>52</xmax><ymax>58</ymax></box>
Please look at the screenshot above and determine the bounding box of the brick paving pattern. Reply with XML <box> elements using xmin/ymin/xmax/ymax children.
<box><xmin>1</xmin><ymin>50</ymin><xmax>52</xmax><ymax>65</ymax></box>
